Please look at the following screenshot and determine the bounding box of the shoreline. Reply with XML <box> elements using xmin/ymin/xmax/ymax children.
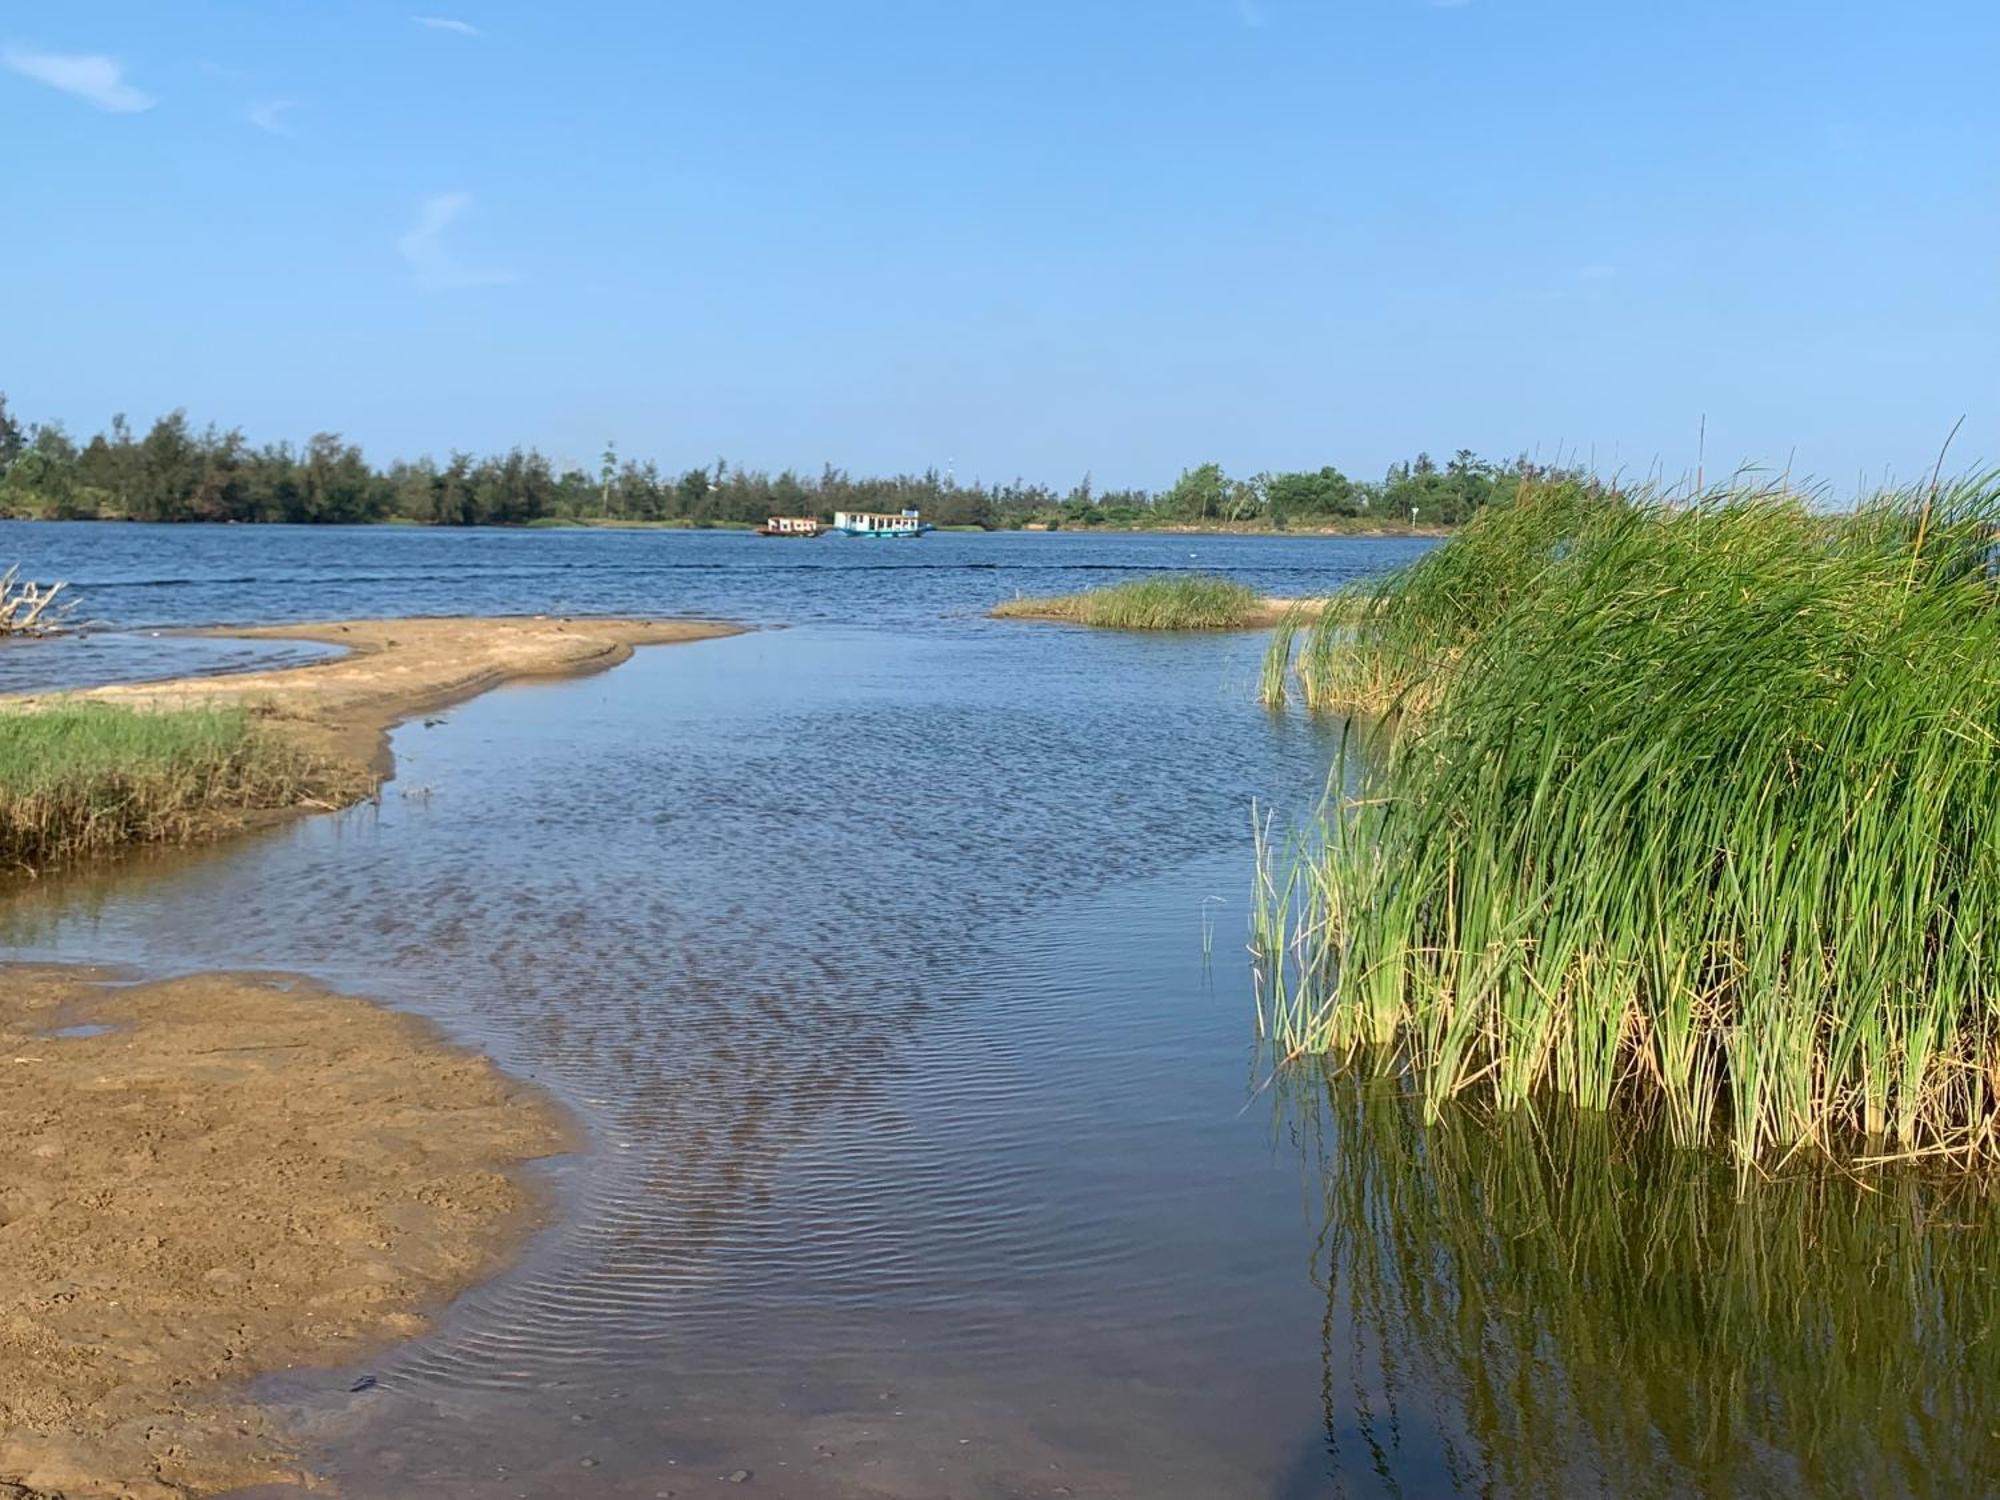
<box><xmin>7</xmin><ymin>614</ymin><xmax>744</xmax><ymax>780</ymax></box>
<box><xmin>0</xmin><ymin>963</ymin><xmax>572</xmax><ymax>1498</ymax></box>
<box><xmin>0</xmin><ymin>514</ymin><xmax>1452</xmax><ymax>539</ymax></box>
<box><xmin>0</xmin><ymin>618</ymin><xmax>741</xmax><ymax>1496</ymax></box>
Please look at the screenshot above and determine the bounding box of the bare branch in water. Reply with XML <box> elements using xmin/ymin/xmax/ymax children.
<box><xmin>0</xmin><ymin>566</ymin><xmax>77</xmax><ymax>636</ymax></box>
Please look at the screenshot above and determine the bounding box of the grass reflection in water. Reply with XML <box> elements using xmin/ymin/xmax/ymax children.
<box><xmin>1282</xmin><ymin>1063</ymin><xmax>2000</xmax><ymax>1498</ymax></box>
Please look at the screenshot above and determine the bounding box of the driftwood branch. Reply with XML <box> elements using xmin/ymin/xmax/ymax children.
<box><xmin>0</xmin><ymin>566</ymin><xmax>77</xmax><ymax>636</ymax></box>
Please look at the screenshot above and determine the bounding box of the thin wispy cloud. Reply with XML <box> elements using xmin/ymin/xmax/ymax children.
<box><xmin>414</xmin><ymin>16</ymin><xmax>482</xmax><ymax>37</ymax></box>
<box><xmin>247</xmin><ymin>98</ymin><xmax>299</xmax><ymax>136</ymax></box>
<box><xmin>398</xmin><ymin>192</ymin><xmax>516</xmax><ymax>290</ymax></box>
<box><xmin>2</xmin><ymin>46</ymin><xmax>155</xmax><ymax>112</ymax></box>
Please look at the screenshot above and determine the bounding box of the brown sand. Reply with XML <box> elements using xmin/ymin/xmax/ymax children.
<box><xmin>13</xmin><ymin>615</ymin><xmax>742</xmax><ymax>775</ymax></box>
<box><xmin>0</xmin><ymin>965</ymin><xmax>570</xmax><ymax>1499</ymax></box>
<box><xmin>0</xmin><ymin>621</ymin><xmax>740</xmax><ymax>1495</ymax></box>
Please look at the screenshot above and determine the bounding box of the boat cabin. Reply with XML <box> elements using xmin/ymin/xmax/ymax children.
<box><xmin>832</xmin><ymin>508</ymin><xmax>931</xmax><ymax>538</ymax></box>
<box><xmin>756</xmin><ymin>515</ymin><xmax>822</xmax><ymax>537</ymax></box>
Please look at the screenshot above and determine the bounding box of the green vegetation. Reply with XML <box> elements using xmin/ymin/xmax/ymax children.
<box><xmin>1290</xmin><ymin>1066</ymin><xmax>2000</xmax><ymax>1493</ymax></box>
<box><xmin>0</xmin><ymin>391</ymin><xmax>1565</xmax><ymax>531</ymax></box>
<box><xmin>1257</xmin><ymin>478</ymin><xmax>2000</xmax><ymax>1173</ymax></box>
<box><xmin>0</xmin><ymin>705</ymin><xmax>368</xmax><ymax>873</ymax></box>
<box><xmin>1264</xmin><ymin>476</ymin><xmax>1620</xmax><ymax>715</ymax></box>
<box><xmin>1258</xmin><ymin>605</ymin><xmax>1309</xmax><ymax>705</ymax></box>
<box><xmin>992</xmin><ymin>573</ymin><xmax>1263</xmax><ymax>629</ymax></box>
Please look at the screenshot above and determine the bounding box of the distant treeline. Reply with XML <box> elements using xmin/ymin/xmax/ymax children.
<box><xmin>0</xmin><ymin>396</ymin><xmax>1578</xmax><ymax>531</ymax></box>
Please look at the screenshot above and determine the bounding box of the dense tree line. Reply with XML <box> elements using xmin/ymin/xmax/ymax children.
<box><xmin>0</xmin><ymin>396</ymin><xmax>1570</xmax><ymax>530</ymax></box>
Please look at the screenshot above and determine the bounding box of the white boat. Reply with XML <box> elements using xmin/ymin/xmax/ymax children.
<box><xmin>830</xmin><ymin>508</ymin><xmax>933</xmax><ymax>538</ymax></box>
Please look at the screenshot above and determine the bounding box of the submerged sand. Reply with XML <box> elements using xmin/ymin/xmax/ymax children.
<box><xmin>0</xmin><ymin>965</ymin><xmax>569</xmax><ymax>1498</ymax></box>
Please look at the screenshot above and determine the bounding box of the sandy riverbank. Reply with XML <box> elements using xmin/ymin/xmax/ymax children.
<box><xmin>0</xmin><ymin>965</ymin><xmax>570</xmax><ymax>1498</ymax></box>
<box><xmin>12</xmin><ymin>615</ymin><xmax>741</xmax><ymax>776</ymax></box>
<box><xmin>0</xmin><ymin>618</ymin><xmax>740</xmax><ymax>1496</ymax></box>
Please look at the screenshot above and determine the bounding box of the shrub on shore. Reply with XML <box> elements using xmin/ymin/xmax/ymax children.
<box><xmin>993</xmin><ymin>573</ymin><xmax>1262</xmax><ymax>630</ymax></box>
<box><xmin>0</xmin><ymin>704</ymin><xmax>369</xmax><ymax>873</ymax></box>
<box><xmin>1257</xmin><ymin>477</ymin><xmax>2000</xmax><ymax>1173</ymax></box>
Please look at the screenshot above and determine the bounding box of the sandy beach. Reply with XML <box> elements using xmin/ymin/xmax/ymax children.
<box><xmin>0</xmin><ymin>965</ymin><xmax>570</xmax><ymax>1498</ymax></box>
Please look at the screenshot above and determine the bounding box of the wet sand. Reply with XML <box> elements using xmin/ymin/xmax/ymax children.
<box><xmin>0</xmin><ymin>618</ymin><xmax>741</xmax><ymax>1497</ymax></box>
<box><xmin>9</xmin><ymin>616</ymin><xmax>742</xmax><ymax>774</ymax></box>
<box><xmin>0</xmin><ymin>965</ymin><xmax>569</xmax><ymax>1499</ymax></box>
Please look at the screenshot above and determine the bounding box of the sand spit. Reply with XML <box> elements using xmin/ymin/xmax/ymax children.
<box><xmin>6</xmin><ymin>615</ymin><xmax>742</xmax><ymax>775</ymax></box>
<box><xmin>0</xmin><ymin>965</ymin><xmax>569</xmax><ymax>1498</ymax></box>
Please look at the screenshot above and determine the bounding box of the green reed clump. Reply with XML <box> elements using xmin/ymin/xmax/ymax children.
<box><xmin>1256</xmin><ymin>605</ymin><xmax>1310</xmax><ymax>706</ymax></box>
<box><xmin>993</xmin><ymin>572</ymin><xmax>1262</xmax><ymax>630</ymax></box>
<box><xmin>0</xmin><ymin>704</ymin><xmax>368</xmax><ymax>873</ymax></box>
<box><xmin>1286</xmin><ymin>476</ymin><xmax>1627</xmax><ymax>715</ymax></box>
<box><xmin>1258</xmin><ymin>478</ymin><xmax>2000</xmax><ymax>1173</ymax></box>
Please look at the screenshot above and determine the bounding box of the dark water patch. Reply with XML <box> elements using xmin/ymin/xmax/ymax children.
<box><xmin>1283</xmin><ymin>1065</ymin><xmax>2000</xmax><ymax>1497</ymax></box>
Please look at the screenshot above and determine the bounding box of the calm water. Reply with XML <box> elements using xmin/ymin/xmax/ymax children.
<box><xmin>3</xmin><ymin>524</ymin><xmax>1997</xmax><ymax>1499</ymax></box>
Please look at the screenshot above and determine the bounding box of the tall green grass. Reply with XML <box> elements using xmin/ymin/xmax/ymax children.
<box><xmin>1258</xmin><ymin>478</ymin><xmax>2000</xmax><ymax>1172</ymax></box>
<box><xmin>993</xmin><ymin>572</ymin><xmax>1262</xmax><ymax>630</ymax></box>
<box><xmin>1260</xmin><ymin>476</ymin><xmax>1624</xmax><ymax>713</ymax></box>
<box><xmin>1257</xmin><ymin>605</ymin><xmax>1309</xmax><ymax>705</ymax></box>
<box><xmin>0</xmin><ymin>704</ymin><xmax>368</xmax><ymax>873</ymax></box>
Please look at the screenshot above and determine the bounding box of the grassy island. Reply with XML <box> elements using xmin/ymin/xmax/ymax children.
<box><xmin>993</xmin><ymin>573</ymin><xmax>1272</xmax><ymax>629</ymax></box>
<box><xmin>1257</xmin><ymin>477</ymin><xmax>2000</xmax><ymax>1175</ymax></box>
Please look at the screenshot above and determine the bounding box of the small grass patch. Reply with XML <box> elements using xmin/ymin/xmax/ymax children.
<box><xmin>993</xmin><ymin>572</ymin><xmax>1262</xmax><ymax>629</ymax></box>
<box><xmin>0</xmin><ymin>704</ymin><xmax>370</xmax><ymax>874</ymax></box>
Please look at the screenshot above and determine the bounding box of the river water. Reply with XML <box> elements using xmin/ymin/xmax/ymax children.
<box><xmin>2</xmin><ymin>522</ymin><xmax>1996</xmax><ymax>1499</ymax></box>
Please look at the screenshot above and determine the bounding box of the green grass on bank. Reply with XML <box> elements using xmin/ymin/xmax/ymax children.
<box><xmin>992</xmin><ymin>572</ymin><xmax>1263</xmax><ymax>629</ymax></box>
<box><xmin>1256</xmin><ymin>476</ymin><xmax>2000</xmax><ymax>1174</ymax></box>
<box><xmin>0</xmin><ymin>704</ymin><xmax>369</xmax><ymax>873</ymax></box>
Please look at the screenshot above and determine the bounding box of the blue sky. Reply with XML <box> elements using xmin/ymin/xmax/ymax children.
<box><xmin>4</xmin><ymin>1</ymin><xmax>1994</xmax><ymax>492</ymax></box>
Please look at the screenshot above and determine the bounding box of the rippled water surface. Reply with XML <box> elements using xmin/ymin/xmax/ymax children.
<box><xmin>4</xmin><ymin>524</ymin><xmax>1997</xmax><ymax>1499</ymax></box>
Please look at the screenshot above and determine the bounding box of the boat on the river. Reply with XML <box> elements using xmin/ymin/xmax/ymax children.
<box><xmin>755</xmin><ymin>516</ymin><xmax>823</xmax><ymax>538</ymax></box>
<box><xmin>831</xmin><ymin>508</ymin><xmax>933</xmax><ymax>538</ymax></box>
